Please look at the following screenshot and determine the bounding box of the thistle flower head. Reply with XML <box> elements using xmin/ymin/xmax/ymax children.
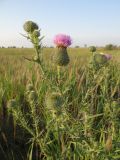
<box><xmin>46</xmin><ymin>92</ymin><xmax>63</xmax><ymax>110</ymax></box>
<box><xmin>100</xmin><ymin>53</ymin><xmax>112</xmax><ymax>60</ymax></box>
<box><xmin>104</xmin><ymin>54</ymin><xmax>112</xmax><ymax>60</ymax></box>
<box><xmin>54</xmin><ymin>34</ymin><xmax>72</xmax><ymax>47</ymax></box>
<box><xmin>26</xmin><ymin>84</ymin><xmax>34</xmax><ymax>91</ymax></box>
<box><xmin>89</xmin><ymin>46</ymin><xmax>96</xmax><ymax>52</ymax></box>
<box><xmin>94</xmin><ymin>53</ymin><xmax>112</xmax><ymax>65</ymax></box>
<box><xmin>23</xmin><ymin>21</ymin><xmax>39</xmax><ymax>33</ymax></box>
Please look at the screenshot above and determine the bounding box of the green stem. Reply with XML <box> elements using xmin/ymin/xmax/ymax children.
<box><xmin>56</xmin><ymin>121</ymin><xmax>61</xmax><ymax>154</ymax></box>
<box><xmin>84</xmin><ymin>112</ymin><xmax>87</xmax><ymax>136</ymax></box>
<box><xmin>57</xmin><ymin>65</ymin><xmax>61</xmax><ymax>82</ymax></box>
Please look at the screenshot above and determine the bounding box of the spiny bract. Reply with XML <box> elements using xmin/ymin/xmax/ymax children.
<box><xmin>53</xmin><ymin>47</ymin><xmax>69</xmax><ymax>66</ymax></box>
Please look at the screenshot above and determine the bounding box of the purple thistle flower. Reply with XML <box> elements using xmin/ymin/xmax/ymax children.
<box><xmin>104</xmin><ymin>54</ymin><xmax>112</xmax><ymax>60</ymax></box>
<box><xmin>54</xmin><ymin>34</ymin><xmax>72</xmax><ymax>47</ymax></box>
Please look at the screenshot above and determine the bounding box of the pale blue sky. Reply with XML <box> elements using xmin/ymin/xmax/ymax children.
<box><xmin>0</xmin><ymin>0</ymin><xmax>120</xmax><ymax>47</ymax></box>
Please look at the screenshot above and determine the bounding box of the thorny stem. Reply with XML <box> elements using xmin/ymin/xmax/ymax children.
<box><xmin>34</xmin><ymin>38</ymin><xmax>45</xmax><ymax>76</ymax></box>
<box><xmin>30</xmin><ymin>102</ymin><xmax>39</xmax><ymax>160</ymax></box>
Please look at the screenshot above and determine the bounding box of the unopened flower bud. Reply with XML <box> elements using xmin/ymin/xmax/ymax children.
<box><xmin>23</xmin><ymin>21</ymin><xmax>39</xmax><ymax>33</ymax></box>
<box><xmin>33</xmin><ymin>30</ymin><xmax>40</xmax><ymax>37</ymax></box>
<box><xmin>89</xmin><ymin>46</ymin><xmax>96</xmax><ymax>52</ymax></box>
<box><xmin>26</xmin><ymin>84</ymin><xmax>34</xmax><ymax>91</ymax></box>
<box><xmin>33</xmin><ymin>56</ymin><xmax>39</xmax><ymax>62</ymax></box>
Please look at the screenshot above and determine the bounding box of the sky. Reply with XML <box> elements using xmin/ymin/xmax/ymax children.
<box><xmin>0</xmin><ymin>0</ymin><xmax>120</xmax><ymax>47</ymax></box>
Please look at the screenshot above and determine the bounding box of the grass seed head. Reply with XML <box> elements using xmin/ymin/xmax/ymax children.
<box><xmin>105</xmin><ymin>136</ymin><xmax>112</xmax><ymax>152</ymax></box>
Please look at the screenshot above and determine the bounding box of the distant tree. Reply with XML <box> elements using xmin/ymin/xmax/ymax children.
<box><xmin>75</xmin><ymin>45</ymin><xmax>80</xmax><ymax>48</ymax></box>
<box><xmin>8</xmin><ymin>46</ymin><xmax>16</xmax><ymax>48</ymax></box>
<box><xmin>105</xmin><ymin>44</ymin><xmax>117</xmax><ymax>50</ymax></box>
<box><xmin>84</xmin><ymin>44</ymin><xmax>87</xmax><ymax>48</ymax></box>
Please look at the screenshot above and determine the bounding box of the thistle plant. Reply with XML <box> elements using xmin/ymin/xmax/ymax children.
<box><xmin>22</xmin><ymin>20</ymin><xmax>45</xmax><ymax>75</ymax></box>
<box><xmin>53</xmin><ymin>34</ymin><xmax>71</xmax><ymax>66</ymax></box>
<box><xmin>5</xmin><ymin>21</ymin><xmax>120</xmax><ymax>160</ymax></box>
<box><xmin>9</xmin><ymin>83</ymin><xmax>46</xmax><ymax>160</ymax></box>
<box><xmin>53</xmin><ymin>34</ymin><xmax>72</xmax><ymax>81</ymax></box>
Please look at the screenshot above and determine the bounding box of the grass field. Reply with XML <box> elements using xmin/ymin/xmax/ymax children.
<box><xmin>0</xmin><ymin>48</ymin><xmax>120</xmax><ymax>160</ymax></box>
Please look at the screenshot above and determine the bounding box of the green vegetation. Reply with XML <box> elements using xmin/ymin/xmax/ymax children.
<box><xmin>0</xmin><ymin>47</ymin><xmax>120</xmax><ymax>159</ymax></box>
